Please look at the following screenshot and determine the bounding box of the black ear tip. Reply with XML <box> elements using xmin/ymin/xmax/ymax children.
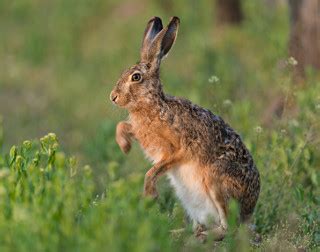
<box><xmin>146</xmin><ymin>16</ymin><xmax>163</xmax><ymax>31</ymax></box>
<box><xmin>148</xmin><ymin>16</ymin><xmax>162</xmax><ymax>24</ymax></box>
<box><xmin>170</xmin><ymin>16</ymin><xmax>180</xmax><ymax>24</ymax></box>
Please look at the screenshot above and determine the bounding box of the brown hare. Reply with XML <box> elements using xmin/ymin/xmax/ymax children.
<box><xmin>110</xmin><ymin>16</ymin><xmax>260</xmax><ymax>240</ymax></box>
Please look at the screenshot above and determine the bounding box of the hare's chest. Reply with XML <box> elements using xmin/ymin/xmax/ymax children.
<box><xmin>140</xmin><ymin>135</ymin><xmax>171</xmax><ymax>164</ymax></box>
<box><xmin>167</xmin><ymin>163</ymin><xmax>220</xmax><ymax>226</ymax></box>
<box><xmin>131</xmin><ymin>120</ymin><xmax>177</xmax><ymax>164</ymax></box>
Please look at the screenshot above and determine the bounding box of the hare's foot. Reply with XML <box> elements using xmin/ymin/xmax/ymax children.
<box><xmin>194</xmin><ymin>224</ymin><xmax>208</xmax><ymax>243</ymax></box>
<box><xmin>194</xmin><ymin>224</ymin><xmax>226</xmax><ymax>242</ymax></box>
<box><xmin>116</xmin><ymin>122</ymin><xmax>132</xmax><ymax>154</ymax></box>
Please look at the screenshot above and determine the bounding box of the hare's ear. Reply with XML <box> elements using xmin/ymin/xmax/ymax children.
<box><xmin>146</xmin><ymin>17</ymin><xmax>180</xmax><ymax>69</ymax></box>
<box><xmin>159</xmin><ymin>16</ymin><xmax>180</xmax><ymax>59</ymax></box>
<box><xmin>141</xmin><ymin>17</ymin><xmax>163</xmax><ymax>60</ymax></box>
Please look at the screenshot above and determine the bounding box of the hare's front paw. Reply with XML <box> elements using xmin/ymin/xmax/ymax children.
<box><xmin>117</xmin><ymin>136</ymin><xmax>131</xmax><ymax>154</ymax></box>
<box><xmin>116</xmin><ymin>122</ymin><xmax>132</xmax><ymax>154</ymax></box>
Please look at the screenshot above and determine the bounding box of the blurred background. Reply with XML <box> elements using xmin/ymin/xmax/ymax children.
<box><xmin>1</xmin><ymin>0</ymin><xmax>319</xmax><ymax>171</ymax></box>
<box><xmin>0</xmin><ymin>0</ymin><xmax>320</xmax><ymax>249</ymax></box>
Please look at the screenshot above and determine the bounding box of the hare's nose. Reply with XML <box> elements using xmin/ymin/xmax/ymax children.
<box><xmin>112</xmin><ymin>95</ymin><xmax>118</xmax><ymax>102</ymax></box>
<box><xmin>110</xmin><ymin>92</ymin><xmax>118</xmax><ymax>103</ymax></box>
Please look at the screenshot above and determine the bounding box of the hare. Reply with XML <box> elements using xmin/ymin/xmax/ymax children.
<box><xmin>110</xmin><ymin>16</ymin><xmax>260</xmax><ymax>240</ymax></box>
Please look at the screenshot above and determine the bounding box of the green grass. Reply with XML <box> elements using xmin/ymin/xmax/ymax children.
<box><xmin>0</xmin><ymin>0</ymin><xmax>319</xmax><ymax>251</ymax></box>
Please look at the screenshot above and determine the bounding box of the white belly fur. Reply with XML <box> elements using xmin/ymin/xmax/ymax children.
<box><xmin>167</xmin><ymin>162</ymin><xmax>220</xmax><ymax>227</ymax></box>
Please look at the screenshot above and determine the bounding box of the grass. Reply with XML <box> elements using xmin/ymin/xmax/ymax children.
<box><xmin>0</xmin><ymin>0</ymin><xmax>319</xmax><ymax>251</ymax></box>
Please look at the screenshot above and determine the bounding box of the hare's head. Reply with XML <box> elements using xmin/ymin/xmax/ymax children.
<box><xmin>110</xmin><ymin>17</ymin><xmax>179</xmax><ymax>109</ymax></box>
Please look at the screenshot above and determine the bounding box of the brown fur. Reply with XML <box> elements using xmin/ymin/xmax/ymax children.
<box><xmin>110</xmin><ymin>16</ymin><xmax>260</xmax><ymax>239</ymax></box>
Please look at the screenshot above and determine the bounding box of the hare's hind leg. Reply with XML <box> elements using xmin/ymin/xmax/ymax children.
<box><xmin>204</xmin><ymin>188</ymin><xmax>228</xmax><ymax>241</ymax></box>
<box><xmin>193</xmin><ymin>185</ymin><xmax>228</xmax><ymax>242</ymax></box>
<box><xmin>208</xmin><ymin>187</ymin><xmax>228</xmax><ymax>230</ymax></box>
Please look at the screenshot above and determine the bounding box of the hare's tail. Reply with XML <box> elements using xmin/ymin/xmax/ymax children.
<box><xmin>239</xmin><ymin>174</ymin><xmax>260</xmax><ymax>222</ymax></box>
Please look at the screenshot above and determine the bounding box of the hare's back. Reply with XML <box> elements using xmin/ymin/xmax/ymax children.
<box><xmin>164</xmin><ymin>96</ymin><xmax>248</xmax><ymax>161</ymax></box>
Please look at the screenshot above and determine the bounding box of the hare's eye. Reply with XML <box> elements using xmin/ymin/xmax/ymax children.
<box><xmin>131</xmin><ymin>73</ymin><xmax>141</xmax><ymax>82</ymax></box>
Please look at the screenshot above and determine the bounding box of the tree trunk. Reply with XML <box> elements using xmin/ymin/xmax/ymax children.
<box><xmin>289</xmin><ymin>0</ymin><xmax>320</xmax><ymax>79</ymax></box>
<box><xmin>216</xmin><ymin>0</ymin><xmax>243</xmax><ymax>25</ymax></box>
